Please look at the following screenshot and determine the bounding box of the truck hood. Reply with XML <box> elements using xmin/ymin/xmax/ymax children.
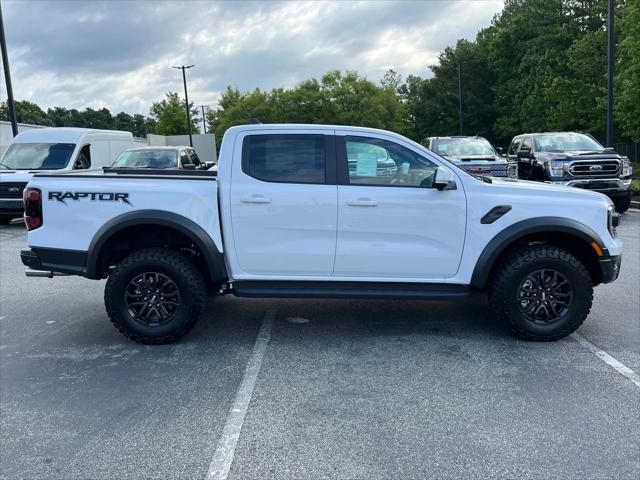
<box><xmin>538</xmin><ymin>151</ymin><xmax>622</xmax><ymax>161</ymax></box>
<box><xmin>445</xmin><ymin>154</ymin><xmax>504</xmax><ymax>163</ymax></box>
<box><xmin>487</xmin><ymin>177</ymin><xmax>610</xmax><ymax>201</ymax></box>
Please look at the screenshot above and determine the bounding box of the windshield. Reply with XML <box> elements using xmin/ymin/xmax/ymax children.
<box><xmin>112</xmin><ymin>149</ymin><xmax>178</xmax><ymax>168</ymax></box>
<box><xmin>534</xmin><ymin>133</ymin><xmax>604</xmax><ymax>152</ymax></box>
<box><xmin>430</xmin><ymin>138</ymin><xmax>496</xmax><ymax>156</ymax></box>
<box><xmin>0</xmin><ymin>143</ymin><xmax>76</xmax><ymax>170</ymax></box>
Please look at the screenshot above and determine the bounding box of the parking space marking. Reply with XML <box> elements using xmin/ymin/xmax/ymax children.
<box><xmin>572</xmin><ymin>332</ymin><xmax>640</xmax><ymax>389</ymax></box>
<box><xmin>206</xmin><ymin>308</ymin><xmax>276</xmax><ymax>480</ymax></box>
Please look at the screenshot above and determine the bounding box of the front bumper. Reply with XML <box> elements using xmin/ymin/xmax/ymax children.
<box><xmin>599</xmin><ymin>254</ymin><xmax>622</xmax><ymax>284</ymax></box>
<box><xmin>550</xmin><ymin>177</ymin><xmax>631</xmax><ymax>193</ymax></box>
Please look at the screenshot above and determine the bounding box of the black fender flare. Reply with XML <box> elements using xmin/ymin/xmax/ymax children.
<box><xmin>85</xmin><ymin>210</ymin><xmax>228</xmax><ymax>283</ymax></box>
<box><xmin>470</xmin><ymin>216</ymin><xmax>607</xmax><ymax>289</ymax></box>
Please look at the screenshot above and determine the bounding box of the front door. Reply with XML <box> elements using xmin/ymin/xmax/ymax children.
<box><xmin>334</xmin><ymin>133</ymin><xmax>466</xmax><ymax>279</ymax></box>
<box><xmin>229</xmin><ymin>131</ymin><xmax>338</xmax><ymax>276</ymax></box>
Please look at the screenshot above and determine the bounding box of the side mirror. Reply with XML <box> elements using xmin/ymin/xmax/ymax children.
<box><xmin>434</xmin><ymin>166</ymin><xmax>457</xmax><ymax>191</ymax></box>
<box><xmin>182</xmin><ymin>163</ymin><xmax>196</xmax><ymax>170</ymax></box>
<box><xmin>517</xmin><ymin>150</ymin><xmax>531</xmax><ymax>159</ymax></box>
<box><xmin>204</xmin><ymin>161</ymin><xmax>215</xmax><ymax>169</ymax></box>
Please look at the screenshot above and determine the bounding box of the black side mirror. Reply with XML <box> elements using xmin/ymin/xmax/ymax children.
<box><xmin>517</xmin><ymin>150</ymin><xmax>531</xmax><ymax>159</ymax></box>
<box><xmin>182</xmin><ymin>163</ymin><xmax>196</xmax><ymax>170</ymax></box>
<box><xmin>204</xmin><ymin>161</ymin><xmax>215</xmax><ymax>169</ymax></box>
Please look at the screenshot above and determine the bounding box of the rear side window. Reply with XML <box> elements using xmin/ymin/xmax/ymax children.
<box><xmin>242</xmin><ymin>134</ymin><xmax>325</xmax><ymax>184</ymax></box>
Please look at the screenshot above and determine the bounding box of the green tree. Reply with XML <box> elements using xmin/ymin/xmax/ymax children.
<box><xmin>81</xmin><ymin>107</ymin><xmax>114</xmax><ymax>129</ymax></box>
<box><xmin>150</xmin><ymin>92</ymin><xmax>200</xmax><ymax>136</ymax></box>
<box><xmin>616</xmin><ymin>0</ymin><xmax>640</xmax><ymax>141</ymax></box>
<box><xmin>0</xmin><ymin>100</ymin><xmax>52</xmax><ymax>126</ymax></box>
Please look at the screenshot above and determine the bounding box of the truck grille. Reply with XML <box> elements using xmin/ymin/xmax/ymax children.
<box><xmin>458</xmin><ymin>163</ymin><xmax>508</xmax><ymax>177</ymax></box>
<box><xmin>569</xmin><ymin>160</ymin><xmax>620</xmax><ymax>178</ymax></box>
<box><xmin>0</xmin><ymin>182</ymin><xmax>27</xmax><ymax>199</ymax></box>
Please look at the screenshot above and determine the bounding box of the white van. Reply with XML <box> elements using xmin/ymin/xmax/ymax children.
<box><xmin>0</xmin><ymin>128</ymin><xmax>135</xmax><ymax>224</ymax></box>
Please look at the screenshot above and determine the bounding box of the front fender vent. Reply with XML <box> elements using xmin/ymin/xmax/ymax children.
<box><xmin>481</xmin><ymin>205</ymin><xmax>512</xmax><ymax>224</ymax></box>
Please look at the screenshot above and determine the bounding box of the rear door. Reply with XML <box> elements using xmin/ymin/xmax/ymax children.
<box><xmin>229</xmin><ymin>130</ymin><xmax>338</xmax><ymax>276</ymax></box>
<box><xmin>334</xmin><ymin>132</ymin><xmax>466</xmax><ymax>279</ymax></box>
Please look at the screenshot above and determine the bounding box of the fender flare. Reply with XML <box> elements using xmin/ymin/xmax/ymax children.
<box><xmin>470</xmin><ymin>216</ymin><xmax>607</xmax><ymax>289</ymax></box>
<box><xmin>85</xmin><ymin>210</ymin><xmax>228</xmax><ymax>283</ymax></box>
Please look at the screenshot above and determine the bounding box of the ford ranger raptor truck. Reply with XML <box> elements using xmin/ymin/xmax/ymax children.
<box><xmin>421</xmin><ymin>136</ymin><xmax>517</xmax><ymax>178</ymax></box>
<box><xmin>507</xmin><ymin>132</ymin><xmax>633</xmax><ymax>213</ymax></box>
<box><xmin>20</xmin><ymin>124</ymin><xmax>622</xmax><ymax>344</ymax></box>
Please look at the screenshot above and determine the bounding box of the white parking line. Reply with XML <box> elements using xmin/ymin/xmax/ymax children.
<box><xmin>571</xmin><ymin>332</ymin><xmax>640</xmax><ymax>389</ymax></box>
<box><xmin>206</xmin><ymin>309</ymin><xmax>276</xmax><ymax>480</ymax></box>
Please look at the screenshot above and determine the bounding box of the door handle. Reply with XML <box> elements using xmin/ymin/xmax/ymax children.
<box><xmin>347</xmin><ymin>198</ymin><xmax>377</xmax><ymax>207</ymax></box>
<box><xmin>240</xmin><ymin>194</ymin><xmax>271</xmax><ymax>204</ymax></box>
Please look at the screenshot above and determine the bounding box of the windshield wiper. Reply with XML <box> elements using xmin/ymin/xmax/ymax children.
<box><xmin>0</xmin><ymin>161</ymin><xmax>13</xmax><ymax>169</ymax></box>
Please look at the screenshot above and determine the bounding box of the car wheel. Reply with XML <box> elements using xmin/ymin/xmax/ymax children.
<box><xmin>489</xmin><ymin>245</ymin><xmax>593</xmax><ymax>341</ymax></box>
<box><xmin>105</xmin><ymin>248</ymin><xmax>206</xmax><ymax>344</ymax></box>
<box><xmin>613</xmin><ymin>191</ymin><xmax>631</xmax><ymax>214</ymax></box>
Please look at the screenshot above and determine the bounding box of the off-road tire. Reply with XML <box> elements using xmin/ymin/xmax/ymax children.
<box><xmin>613</xmin><ymin>191</ymin><xmax>631</xmax><ymax>214</ymax></box>
<box><xmin>105</xmin><ymin>248</ymin><xmax>206</xmax><ymax>344</ymax></box>
<box><xmin>489</xmin><ymin>245</ymin><xmax>593</xmax><ymax>341</ymax></box>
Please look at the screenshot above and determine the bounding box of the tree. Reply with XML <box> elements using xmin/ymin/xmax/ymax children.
<box><xmin>616</xmin><ymin>0</ymin><xmax>640</xmax><ymax>141</ymax></box>
<box><xmin>0</xmin><ymin>100</ymin><xmax>52</xmax><ymax>126</ymax></box>
<box><xmin>81</xmin><ymin>107</ymin><xmax>114</xmax><ymax>129</ymax></box>
<box><xmin>149</xmin><ymin>92</ymin><xmax>200</xmax><ymax>136</ymax></box>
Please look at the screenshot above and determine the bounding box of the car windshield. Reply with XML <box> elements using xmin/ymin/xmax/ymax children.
<box><xmin>430</xmin><ymin>138</ymin><xmax>495</xmax><ymax>156</ymax></box>
<box><xmin>534</xmin><ymin>133</ymin><xmax>605</xmax><ymax>152</ymax></box>
<box><xmin>0</xmin><ymin>143</ymin><xmax>76</xmax><ymax>170</ymax></box>
<box><xmin>112</xmin><ymin>149</ymin><xmax>178</xmax><ymax>168</ymax></box>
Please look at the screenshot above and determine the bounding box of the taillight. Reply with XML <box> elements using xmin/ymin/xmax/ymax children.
<box><xmin>23</xmin><ymin>187</ymin><xmax>42</xmax><ymax>230</ymax></box>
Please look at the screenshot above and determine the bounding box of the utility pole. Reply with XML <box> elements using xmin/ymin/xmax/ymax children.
<box><xmin>172</xmin><ymin>64</ymin><xmax>194</xmax><ymax>147</ymax></box>
<box><xmin>199</xmin><ymin>105</ymin><xmax>208</xmax><ymax>134</ymax></box>
<box><xmin>457</xmin><ymin>61</ymin><xmax>464</xmax><ymax>136</ymax></box>
<box><xmin>606</xmin><ymin>0</ymin><xmax>614</xmax><ymax>147</ymax></box>
<box><xmin>0</xmin><ymin>2</ymin><xmax>18</xmax><ymax>136</ymax></box>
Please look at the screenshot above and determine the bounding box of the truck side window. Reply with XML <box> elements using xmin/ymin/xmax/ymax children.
<box><xmin>242</xmin><ymin>134</ymin><xmax>325</xmax><ymax>184</ymax></box>
<box><xmin>520</xmin><ymin>137</ymin><xmax>532</xmax><ymax>152</ymax></box>
<box><xmin>344</xmin><ymin>136</ymin><xmax>437</xmax><ymax>188</ymax></box>
<box><xmin>188</xmin><ymin>149</ymin><xmax>202</xmax><ymax>167</ymax></box>
<box><xmin>74</xmin><ymin>144</ymin><xmax>91</xmax><ymax>169</ymax></box>
<box><xmin>508</xmin><ymin>138</ymin><xmax>521</xmax><ymax>157</ymax></box>
<box><xmin>179</xmin><ymin>150</ymin><xmax>191</xmax><ymax>167</ymax></box>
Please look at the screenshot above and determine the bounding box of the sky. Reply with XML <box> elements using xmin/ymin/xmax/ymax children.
<box><xmin>1</xmin><ymin>0</ymin><xmax>504</xmax><ymax>116</ymax></box>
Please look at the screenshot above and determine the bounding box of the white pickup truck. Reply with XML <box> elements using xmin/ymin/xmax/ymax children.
<box><xmin>20</xmin><ymin>124</ymin><xmax>622</xmax><ymax>344</ymax></box>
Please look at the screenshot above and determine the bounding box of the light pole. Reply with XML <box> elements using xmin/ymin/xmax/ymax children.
<box><xmin>0</xmin><ymin>2</ymin><xmax>18</xmax><ymax>137</ymax></box>
<box><xmin>606</xmin><ymin>0</ymin><xmax>614</xmax><ymax>147</ymax></box>
<box><xmin>199</xmin><ymin>105</ymin><xmax>208</xmax><ymax>134</ymax></box>
<box><xmin>457</xmin><ymin>62</ymin><xmax>463</xmax><ymax>135</ymax></box>
<box><xmin>172</xmin><ymin>64</ymin><xmax>194</xmax><ymax>147</ymax></box>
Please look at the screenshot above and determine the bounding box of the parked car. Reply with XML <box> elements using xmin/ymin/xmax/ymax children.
<box><xmin>421</xmin><ymin>136</ymin><xmax>517</xmax><ymax>178</ymax></box>
<box><xmin>21</xmin><ymin>124</ymin><xmax>621</xmax><ymax>344</ymax></box>
<box><xmin>111</xmin><ymin>146</ymin><xmax>214</xmax><ymax>170</ymax></box>
<box><xmin>507</xmin><ymin>132</ymin><xmax>633</xmax><ymax>213</ymax></box>
<box><xmin>0</xmin><ymin>128</ymin><xmax>135</xmax><ymax>224</ymax></box>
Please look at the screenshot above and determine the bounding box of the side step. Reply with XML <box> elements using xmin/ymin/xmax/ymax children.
<box><xmin>232</xmin><ymin>281</ymin><xmax>472</xmax><ymax>300</ymax></box>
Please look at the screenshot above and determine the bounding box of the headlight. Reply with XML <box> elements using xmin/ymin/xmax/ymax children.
<box><xmin>622</xmin><ymin>157</ymin><xmax>632</xmax><ymax>177</ymax></box>
<box><xmin>608</xmin><ymin>205</ymin><xmax>618</xmax><ymax>238</ymax></box>
<box><xmin>546</xmin><ymin>160</ymin><xmax>565</xmax><ymax>177</ymax></box>
<box><xmin>507</xmin><ymin>162</ymin><xmax>518</xmax><ymax>178</ymax></box>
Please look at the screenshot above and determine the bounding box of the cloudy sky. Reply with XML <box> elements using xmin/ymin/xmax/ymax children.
<box><xmin>2</xmin><ymin>0</ymin><xmax>504</xmax><ymax>116</ymax></box>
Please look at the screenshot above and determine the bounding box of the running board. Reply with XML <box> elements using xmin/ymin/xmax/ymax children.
<box><xmin>232</xmin><ymin>281</ymin><xmax>472</xmax><ymax>300</ymax></box>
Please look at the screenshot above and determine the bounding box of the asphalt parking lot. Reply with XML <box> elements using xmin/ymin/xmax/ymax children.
<box><xmin>1</xmin><ymin>213</ymin><xmax>639</xmax><ymax>480</ymax></box>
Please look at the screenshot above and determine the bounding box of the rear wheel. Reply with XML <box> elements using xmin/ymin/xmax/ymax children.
<box><xmin>489</xmin><ymin>245</ymin><xmax>593</xmax><ymax>341</ymax></box>
<box><xmin>105</xmin><ymin>248</ymin><xmax>206</xmax><ymax>344</ymax></box>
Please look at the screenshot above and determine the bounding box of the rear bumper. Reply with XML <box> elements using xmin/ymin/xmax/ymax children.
<box><xmin>20</xmin><ymin>247</ymin><xmax>87</xmax><ymax>276</ymax></box>
<box><xmin>0</xmin><ymin>198</ymin><xmax>24</xmax><ymax>216</ymax></box>
<box><xmin>599</xmin><ymin>254</ymin><xmax>622</xmax><ymax>284</ymax></box>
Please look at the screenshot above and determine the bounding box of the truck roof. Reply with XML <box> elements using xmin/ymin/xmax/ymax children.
<box><xmin>226</xmin><ymin>123</ymin><xmax>409</xmax><ymax>136</ymax></box>
<box><xmin>12</xmin><ymin>127</ymin><xmax>134</xmax><ymax>144</ymax></box>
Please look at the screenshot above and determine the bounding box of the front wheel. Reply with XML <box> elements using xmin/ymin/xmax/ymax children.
<box><xmin>489</xmin><ymin>245</ymin><xmax>593</xmax><ymax>341</ymax></box>
<box><xmin>105</xmin><ymin>248</ymin><xmax>206</xmax><ymax>344</ymax></box>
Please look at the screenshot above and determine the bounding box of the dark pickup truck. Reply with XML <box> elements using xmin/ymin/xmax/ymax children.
<box><xmin>507</xmin><ymin>132</ymin><xmax>633</xmax><ymax>213</ymax></box>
